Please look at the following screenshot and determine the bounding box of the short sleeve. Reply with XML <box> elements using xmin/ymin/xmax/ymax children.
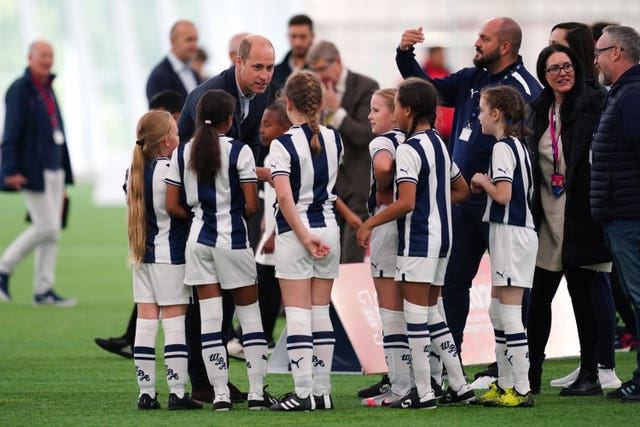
<box><xmin>237</xmin><ymin>144</ymin><xmax>257</xmax><ymax>182</ymax></box>
<box><xmin>369</xmin><ymin>135</ymin><xmax>396</xmax><ymax>161</ymax></box>
<box><xmin>491</xmin><ymin>142</ymin><xmax>516</xmax><ymax>183</ymax></box>
<box><xmin>395</xmin><ymin>144</ymin><xmax>421</xmax><ymax>185</ymax></box>
<box><xmin>165</xmin><ymin>146</ymin><xmax>183</xmax><ymax>187</ymax></box>
<box><xmin>450</xmin><ymin>160</ymin><xmax>461</xmax><ymax>182</ymax></box>
<box><xmin>269</xmin><ymin>139</ymin><xmax>291</xmax><ymax>177</ymax></box>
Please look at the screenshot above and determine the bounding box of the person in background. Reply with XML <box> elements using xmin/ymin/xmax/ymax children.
<box><xmin>273</xmin><ymin>14</ymin><xmax>314</xmax><ymax>86</ymax></box>
<box><xmin>307</xmin><ymin>40</ymin><xmax>379</xmax><ymax>264</ymax></box>
<box><xmin>0</xmin><ymin>40</ymin><xmax>76</xmax><ymax>307</ymax></box>
<box><xmin>228</xmin><ymin>32</ymin><xmax>251</xmax><ymax>65</ymax></box>
<box><xmin>192</xmin><ymin>47</ymin><xmax>210</xmax><ymax>82</ymax></box>
<box><xmin>421</xmin><ymin>46</ymin><xmax>454</xmax><ymax>142</ymax></box>
<box><xmin>146</xmin><ymin>20</ymin><xmax>201</xmax><ymax>102</ymax></box>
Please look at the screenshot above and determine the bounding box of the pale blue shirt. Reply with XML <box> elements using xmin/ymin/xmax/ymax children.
<box><xmin>167</xmin><ymin>51</ymin><xmax>198</xmax><ymax>94</ymax></box>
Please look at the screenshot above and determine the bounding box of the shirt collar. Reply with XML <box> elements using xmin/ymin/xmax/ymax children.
<box><xmin>335</xmin><ymin>66</ymin><xmax>348</xmax><ymax>95</ymax></box>
<box><xmin>167</xmin><ymin>51</ymin><xmax>190</xmax><ymax>73</ymax></box>
<box><xmin>235</xmin><ymin>73</ymin><xmax>256</xmax><ymax>102</ymax></box>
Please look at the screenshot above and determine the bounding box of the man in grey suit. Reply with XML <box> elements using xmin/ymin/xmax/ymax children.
<box><xmin>307</xmin><ymin>41</ymin><xmax>379</xmax><ymax>263</ymax></box>
<box><xmin>146</xmin><ymin>20</ymin><xmax>201</xmax><ymax>102</ymax></box>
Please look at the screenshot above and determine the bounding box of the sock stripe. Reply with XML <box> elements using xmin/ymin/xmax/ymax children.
<box><xmin>243</xmin><ymin>332</ymin><xmax>266</xmax><ymax>341</ymax></box>
<box><xmin>164</xmin><ymin>354</ymin><xmax>189</xmax><ymax>359</ymax></box>
<box><xmin>428</xmin><ymin>322</ymin><xmax>447</xmax><ymax>333</ymax></box>
<box><xmin>164</xmin><ymin>344</ymin><xmax>188</xmax><ymax>353</ymax></box>
<box><xmin>134</xmin><ymin>356</ymin><xmax>155</xmax><ymax>361</ymax></box>
<box><xmin>406</xmin><ymin>322</ymin><xmax>429</xmax><ymax>332</ymax></box>
<box><xmin>287</xmin><ymin>344</ymin><xmax>313</xmax><ymax>351</ymax></box>
<box><xmin>133</xmin><ymin>346</ymin><xmax>155</xmax><ymax>355</ymax></box>
<box><xmin>505</xmin><ymin>332</ymin><xmax>527</xmax><ymax>341</ymax></box>
<box><xmin>383</xmin><ymin>334</ymin><xmax>409</xmax><ymax>344</ymax></box>
<box><xmin>312</xmin><ymin>331</ymin><xmax>335</xmax><ymax>340</ymax></box>
<box><xmin>287</xmin><ymin>335</ymin><xmax>313</xmax><ymax>344</ymax></box>
<box><xmin>201</xmin><ymin>332</ymin><xmax>224</xmax><ymax>343</ymax></box>
<box><xmin>384</xmin><ymin>344</ymin><xmax>411</xmax><ymax>350</ymax></box>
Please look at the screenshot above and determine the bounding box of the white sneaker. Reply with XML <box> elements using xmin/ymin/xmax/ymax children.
<box><xmin>550</xmin><ymin>366</ymin><xmax>580</xmax><ymax>387</ymax></box>
<box><xmin>598</xmin><ymin>367</ymin><xmax>622</xmax><ymax>389</ymax></box>
<box><xmin>226</xmin><ymin>337</ymin><xmax>245</xmax><ymax>360</ymax></box>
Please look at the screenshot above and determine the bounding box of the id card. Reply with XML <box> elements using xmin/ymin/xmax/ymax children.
<box><xmin>459</xmin><ymin>126</ymin><xmax>472</xmax><ymax>142</ymax></box>
<box><xmin>53</xmin><ymin>128</ymin><xmax>65</xmax><ymax>145</ymax></box>
<box><xmin>551</xmin><ymin>173</ymin><xmax>565</xmax><ymax>197</ymax></box>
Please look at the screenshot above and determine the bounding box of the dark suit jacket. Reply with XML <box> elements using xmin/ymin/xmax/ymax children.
<box><xmin>335</xmin><ymin>70</ymin><xmax>378</xmax><ymax>216</ymax></box>
<box><xmin>146</xmin><ymin>57</ymin><xmax>201</xmax><ymax>102</ymax></box>
<box><xmin>177</xmin><ymin>66</ymin><xmax>278</xmax><ymax>159</ymax></box>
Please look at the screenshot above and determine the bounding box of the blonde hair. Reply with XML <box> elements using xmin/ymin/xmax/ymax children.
<box><xmin>128</xmin><ymin>110</ymin><xmax>174</xmax><ymax>265</ymax></box>
<box><xmin>284</xmin><ymin>70</ymin><xmax>323</xmax><ymax>153</ymax></box>
<box><xmin>373</xmin><ymin>88</ymin><xmax>397</xmax><ymax>112</ymax></box>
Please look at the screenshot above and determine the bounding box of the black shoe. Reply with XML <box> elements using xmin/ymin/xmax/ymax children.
<box><xmin>270</xmin><ymin>392</ymin><xmax>315</xmax><ymax>411</ymax></box>
<box><xmin>528</xmin><ymin>355</ymin><xmax>546</xmax><ymax>395</ymax></box>
<box><xmin>190</xmin><ymin>385</ymin><xmax>214</xmax><ymax>403</ymax></box>
<box><xmin>229</xmin><ymin>381</ymin><xmax>248</xmax><ymax>403</ymax></box>
<box><xmin>431</xmin><ymin>377</ymin><xmax>443</xmax><ymax>399</ymax></box>
<box><xmin>389</xmin><ymin>388</ymin><xmax>437</xmax><ymax>409</ymax></box>
<box><xmin>94</xmin><ymin>337</ymin><xmax>133</xmax><ymax>359</ymax></box>
<box><xmin>0</xmin><ymin>273</ymin><xmax>10</xmax><ymax>302</ymax></box>
<box><xmin>357</xmin><ymin>374</ymin><xmax>391</xmax><ymax>398</ymax></box>
<box><xmin>437</xmin><ymin>386</ymin><xmax>476</xmax><ymax>405</ymax></box>
<box><xmin>559</xmin><ymin>369</ymin><xmax>602</xmax><ymax>396</ymax></box>
<box><xmin>607</xmin><ymin>380</ymin><xmax>639</xmax><ymax>399</ymax></box>
<box><xmin>621</xmin><ymin>385</ymin><xmax>640</xmax><ymax>403</ymax></box>
<box><xmin>248</xmin><ymin>387</ymin><xmax>278</xmax><ymax>410</ymax></box>
<box><xmin>168</xmin><ymin>393</ymin><xmax>203</xmax><ymax>410</ymax></box>
<box><xmin>137</xmin><ymin>393</ymin><xmax>160</xmax><ymax>410</ymax></box>
<box><xmin>314</xmin><ymin>393</ymin><xmax>333</xmax><ymax>410</ymax></box>
<box><xmin>474</xmin><ymin>361</ymin><xmax>498</xmax><ymax>380</ymax></box>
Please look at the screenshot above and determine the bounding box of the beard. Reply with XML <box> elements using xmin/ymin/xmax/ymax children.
<box><xmin>473</xmin><ymin>47</ymin><xmax>501</xmax><ymax>69</ymax></box>
<box><xmin>598</xmin><ymin>70</ymin><xmax>612</xmax><ymax>86</ymax></box>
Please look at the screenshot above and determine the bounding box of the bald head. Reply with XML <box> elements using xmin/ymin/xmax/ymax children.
<box><xmin>237</xmin><ymin>35</ymin><xmax>275</xmax><ymax>63</ymax></box>
<box><xmin>229</xmin><ymin>32</ymin><xmax>251</xmax><ymax>64</ymax></box>
<box><xmin>494</xmin><ymin>17</ymin><xmax>522</xmax><ymax>55</ymax></box>
<box><xmin>28</xmin><ymin>40</ymin><xmax>54</xmax><ymax>82</ymax></box>
<box><xmin>169</xmin><ymin>21</ymin><xmax>198</xmax><ymax>62</ymax></box>
<box><xmin>235</xmin><ymin>35</ymin><xmax>275</xmax><ymax>95</ymax></box>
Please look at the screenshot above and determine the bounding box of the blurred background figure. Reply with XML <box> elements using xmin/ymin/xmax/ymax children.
<box><xmin>273</xmin><ymin>14</ymin><xmax>314</xmax><ymax>86</ymax></box>
<box><xmin>421</xmin><ymin>46</ymin><xmax>454</xmax><ymax>143</ymax></box>
<box><xmin>192</xmin><ymin>47</ymin><xmax>210</xmax><ymax>82</ymax></box>
<box><xmin>228</xmin><ymin>32</ymin><xmax>251</xmax><ymax>64</ymax></box>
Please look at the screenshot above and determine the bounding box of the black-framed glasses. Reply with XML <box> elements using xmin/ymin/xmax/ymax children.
<box><xmin>545</xmin><ymin>63</ymin><xmax>574</xmax><ymax>75</ymax></box>
<box><xmin>594</xmin><ymin>45</ymin><xmax>620</xmax><ymax>58</ymax></box>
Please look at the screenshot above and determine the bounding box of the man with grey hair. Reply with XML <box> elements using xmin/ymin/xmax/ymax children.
<box><xmin>591</xmin><ymin>24</ymin><xmax>640</xmax><ymax>403</ymax></box>
<box><xmin>307</xmin><ymin>40</ymin><xmax>379</xmax><ymax>263</ymax></box>
<box><xmin>0</xmin><ymin>40</ymin><xmax>75</xmax><ymax>306</ymax></box>
<box><xmin>228</xmin><ymin>32</ymin><xmax>251</xmax><ymax>64</ymax></box>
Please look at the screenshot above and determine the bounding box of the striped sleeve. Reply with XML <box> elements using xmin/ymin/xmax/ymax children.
<box><xmin>450</xmin><ymin>160</ymin><xmax>461</xmax><ymax>182</ymax></box>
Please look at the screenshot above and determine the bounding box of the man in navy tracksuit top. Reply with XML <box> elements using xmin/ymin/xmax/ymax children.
<box><xmin>395</xmin><ymin>18</ymin><xmax>541</xmax><ymax>360</ymax></box>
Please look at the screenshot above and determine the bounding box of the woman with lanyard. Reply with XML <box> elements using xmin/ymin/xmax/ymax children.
<box><xmin>525</xmin><ymin>43</ymin><xmax>610</xmax><ymax>396</ymax></box>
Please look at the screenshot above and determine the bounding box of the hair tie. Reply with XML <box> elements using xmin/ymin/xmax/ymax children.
<box><xmin>204</xmin><ymin>119</ymin><xmax>212</xmax><ymax>125</ymax></box>
<box><xmin>135</xmin><ymin>140</ymin><xmax>144</xmax><ymax>146</ymax></box>
<box><xmin>506</xmin><ymin>119</ymin><xmax>513</xmax><ymax>125</ymax></box>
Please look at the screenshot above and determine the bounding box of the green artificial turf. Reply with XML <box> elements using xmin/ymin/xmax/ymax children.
<box><xmin>0</xmin><ymin>184</ymin><xmax>637</xmax><ymax>426</ymax></box>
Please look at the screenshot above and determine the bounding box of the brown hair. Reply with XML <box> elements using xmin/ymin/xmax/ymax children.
<box><xmin>284</xmin><ymin>70</ymin><xmax>323</xmax><ymax>153</ymax></box>
<box><xmin>128</xmin><ymin>110</ymin><xmax>174</xmax><ymax>265</ymax></box>
<box><xmin>480</xmin><ymin>85</ymin><xmax>532</xmax><ymax>140</ymax></box>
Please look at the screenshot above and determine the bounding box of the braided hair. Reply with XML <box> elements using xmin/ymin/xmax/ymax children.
<box><xmin>396</xmin><ymin>77</ymin><xmax>438</xmax><ymax>139</ymax></box>
<box><xmin>284</xmin><ymin>70</ymin><xmax>323</xmax><ymax>154</ymax></box>
<box><xmin>480</xmin><ymin>85</ymin><xmax>532</xmax><ymax>140</ymax></box>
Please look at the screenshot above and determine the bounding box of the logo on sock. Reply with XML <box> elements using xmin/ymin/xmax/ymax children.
<box><xmin>209</xmin><ymin>352</ymin><xmax>227</xmax><ymax>370</ymax></box>
<box><xmin>165</xmin><ymin>366</ymin><xmax>179</xmax><ymax>380</ymax></box>
<box><xmin>290</xmin><ymin>357</ymin><xmax>304</xmax><ymax>369</ymax></box>
<box><xmin>312</xmin><ymin>356</ymin><xmax>325</xmax><ymax>367</ymax></box>
<box><xmin>135</xmin><ymin>365</ymin><xmax>150</xmax><ymax>382</ymax></box>
<box><xmin>402</xmin><ymin>353</ymin><xmax>412</xmax><ymax>365</ymax></box>
<box><xmin>440</xmin><ymin>341</ymin><xmax>458</xmax><ymax>358</ymax></box>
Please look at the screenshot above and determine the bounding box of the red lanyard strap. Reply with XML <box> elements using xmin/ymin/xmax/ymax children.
<box><xmin>32</xmin><ymin>74</ymin><xmax>58</xmax><ymax>129</ymax></box>
<box><xmin>549</xmin><ymin>105</ymin><xmax>561</xmax><ymax>174</ymax></box>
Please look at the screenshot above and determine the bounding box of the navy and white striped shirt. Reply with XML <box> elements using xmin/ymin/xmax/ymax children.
<box><xmin>269</xmin><ymin>124</ymin><xmax>343</xmax><ymax>234</ymax></box>
<box><xmin>395</xmin><ymin>130</ymin><xmax>461</xmax><ymax>258</ymax></box>
<box><xmin>165</xmin><ymin>135</ymin><xmax>257</xmax><ymax>249</ymax></box>
<box><xmin>482</xmin><ymin>136</ymin><xmax>535</xmax><ymax>229</ymax></box>
<box><xmin>367</xmin><ymin>129</ymin><xmax>405</xmax><ymax>216</ymax></box>
<box><xmin>126</xmin><ymin>157</ymin><xmax>188</xmax><ymax>264</ymax></box>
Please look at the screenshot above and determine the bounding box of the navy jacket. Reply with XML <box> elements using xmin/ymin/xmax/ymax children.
<box><xmin>396</xmin><ymin>47</ymin><xmax>542</xmax><ymax>207</ymax></box>
<box><xmin>591</xmin><ymin>64</ymin><xmax>640</xmax><ymax>222</ymax></box>
<box><xmin>1</xmin><ymin>68</ymin><xmax>73</xmax><ymax>192</ymax></box>
<box><xmin>273</xmin><ymin>50</ymin><xmax>309</xmax><ymax>87</ymax></box>
<box><xmin>146</xmin><ymin>57</ymin><xmax>201</xmax><ymax>102</ymax></box>
<box><xmin>177</xmin><ymin>66</ymin><xmax>278</xmax><ymax>159</ymax></box>
<box><xmin>527</xmin><ymin>81</ymin><xmax>610</xmax><ymax>267</ymax></box>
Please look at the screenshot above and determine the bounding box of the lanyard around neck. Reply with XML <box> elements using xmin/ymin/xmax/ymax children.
<box><xmin>549</xmin><ymin>104</ymin><xmax>561</xmax><ymax>174</ymax></box>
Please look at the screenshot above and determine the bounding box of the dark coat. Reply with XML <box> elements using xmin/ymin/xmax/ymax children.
<box><xmin>527</xmin><ymin>80</ymin><xmax>610</xmax><ymax>267</ymax></box>
<box><xmin>1</xmin><ymin>68</ymin><xmax>73</xmax><ymax>192</ymax></box>
<box><xmin>146</xmin><ymin>57</ymin><xmax>201</xmax><ymax>102</ymax></box>
<box><xmin>591</xmin><ymin>64</ymin><xmax>640</xmax><ymax>222</ymax></box>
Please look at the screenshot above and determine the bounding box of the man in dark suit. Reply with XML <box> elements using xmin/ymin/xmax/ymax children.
<box><xmin>146</xmin><ymin>20</ymin><xmax>201</xmax><ymax>102</ymax></box>
<box><xmin>177</xmin><ymin>34</ymin><xmax>277</xmax><ymax>404</ymax></box>
<box><xmin>307</xmin><ymin>40</ymin><xmax>379</xmax><ymax>263</ymax></box>
<box><xmin>273</xmin><ymin>14</ymin><xmax>314</xmax><ymax>86</ymax></box>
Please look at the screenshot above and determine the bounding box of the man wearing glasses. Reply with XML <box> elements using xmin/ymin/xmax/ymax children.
<box><xmin>591</xmin><ymin>24</ymin><xmax>640</xmax><ymax>404</ymax></box>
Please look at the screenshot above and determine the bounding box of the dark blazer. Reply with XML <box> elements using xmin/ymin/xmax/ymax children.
<box><xmin>334</xmin><ymin>70</ymin><xmax>378</xmax><ymax>216</ymax></box>
<box><xmin>1</xmin><ymin>68</ymin><xmax>73</xmax><ymax>192</ymax></box>
<box><xmin>527</xmin><ymin>80</ymin><xmax>610</xmax><ymax>267</ymax></box>
<box><xmin>146</xmin><ymin>57</ymin><xmax>201</xmax><ymax>102</ymax></box>
<box><xmin>177</xmin><ymin>66</ymin><xmax>278</xmax><ymax>159</ymax></box>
